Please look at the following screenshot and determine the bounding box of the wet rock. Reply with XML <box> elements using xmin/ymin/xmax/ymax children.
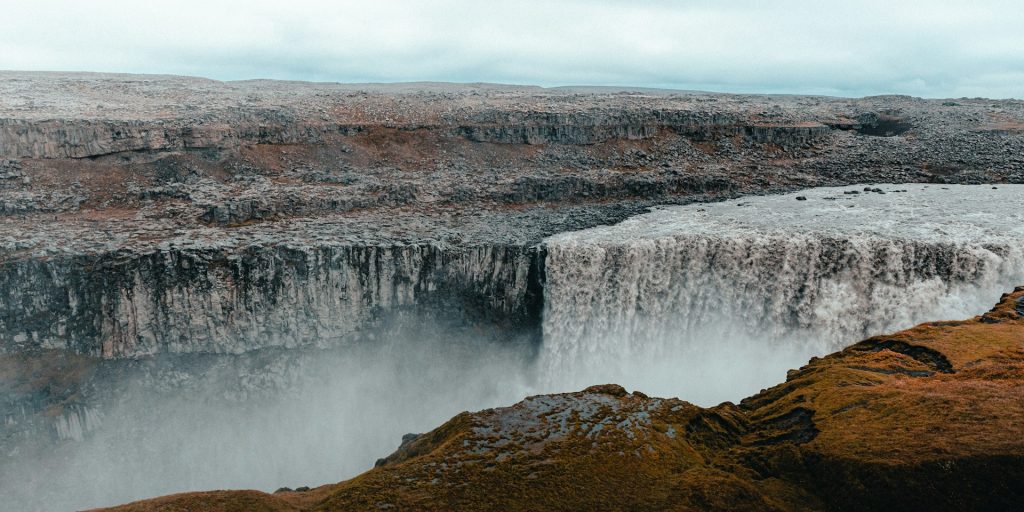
<box><xmin>3</xmin><ymin>73</ymin><xmax>1024</xmax><ymax>512</ymax></box>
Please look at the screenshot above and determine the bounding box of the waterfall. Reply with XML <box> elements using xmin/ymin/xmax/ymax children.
<box><xmin>54</xmin><ymin>405</ymin><xmax>105</xmax><ymax>442</ymax></box>
<box><xmin>540</xmin><ymin>185</ymin><xmax>1024</xmax><ymax>401</ymax></box>
<box><xmin>5</xmin><ymin>184</ymin><xmax>1024</xmax><ymax>510</ymax></box>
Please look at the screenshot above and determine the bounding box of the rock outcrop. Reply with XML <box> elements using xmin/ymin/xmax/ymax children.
<box><xmin>96</xmin><ymin>287</ymin><xmax>1024</xmax><ymax>511</ymax></box>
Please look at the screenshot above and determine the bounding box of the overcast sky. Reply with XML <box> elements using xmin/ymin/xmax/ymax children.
<box><xmin>1</xmin><ymin>0</ymin><xmax>1021</xmax><ymax>98</ymax></box>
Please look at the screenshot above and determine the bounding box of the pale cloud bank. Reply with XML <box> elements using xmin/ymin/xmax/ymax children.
<box><xmin>1</xmin><ymin>0</ymin><xmax>1021</xmax><ymax>98</ymax></box>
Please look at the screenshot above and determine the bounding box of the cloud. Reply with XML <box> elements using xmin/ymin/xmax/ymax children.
<box><xmin>1</xmin><ymin>0</ymin><xmax>1021</xmax><ymax>98</ymax></box>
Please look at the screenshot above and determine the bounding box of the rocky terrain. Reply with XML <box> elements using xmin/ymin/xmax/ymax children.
<box><xmin>2</xmin><ymin>72</ymin><xmax>1023</xmax><ymax>510</ymax></box>
<box><xmin>96</xmin><ymin>287</ymin><xmax>1024</xmax><ymax>511</ymax></box>
<box><xmin>2</xmin><ymin>72</ymin><xmax>1023</xmax><ymax>358</ymax></box>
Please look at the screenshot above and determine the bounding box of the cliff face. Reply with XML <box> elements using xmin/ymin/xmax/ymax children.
<box><xmin>96</xmin><ymin>287</ymin><xmax>1024</xmax><ymax>512</ymax></box>
<box><xmin>0</xmin><ymin>111</ymin><xmax>833</xmax><ymax>159</ymax></box>
<box><xmin>0</xmin><ymin>118</ymin><xmax>339</xmax><ymax>159</ymax></box>
<box><xmin>1</xmin><ymin>244</ymin><xmax>542</xmax><ymax>356</ymax></box>
<box><xmin>454</xmin><ymin>109</ymin><xmax>832</xmax><ymax>146</ymax></box>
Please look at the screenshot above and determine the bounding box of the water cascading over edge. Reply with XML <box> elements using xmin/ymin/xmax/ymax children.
<box><xmin>539</xmin><ymin>185</ymin><xmax>1024</xmax><ymax>400</ymax></box>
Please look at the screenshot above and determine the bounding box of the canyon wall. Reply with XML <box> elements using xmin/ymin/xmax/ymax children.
<box><xmin>0</xmin><ymin>118</ymin><xmax>347</xmax><ymax>159</ymax></box>
<box><xmin>1</xmin><ymin>75</ymin><xmax>1020</xmax><ymax>360</ymax></box>
<box><xmin>0</xmin><ymin>244</ymin><xmax>543</xmax><ymax>357</ymax></box>
<box><xmin>0</xmin><ymin>112</ymin><xmax>833</xmax><ymax>160</ymax></box>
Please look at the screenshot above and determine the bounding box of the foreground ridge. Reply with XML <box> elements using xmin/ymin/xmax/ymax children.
<box><xmin>97</xmin><ymin>287</ymin><xmax>1024</xmax><ymax>511</ymax></box>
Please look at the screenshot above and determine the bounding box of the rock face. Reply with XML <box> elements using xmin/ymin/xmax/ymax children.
<box><xmin>96</xmin><ymin>287</ymin><xmax>1024</xmax><ymax>511</ymax></box>
<box><xmin>1</xmin><ymin>243</ymin><xmax>543</xmax><ymax>356</ymax></box>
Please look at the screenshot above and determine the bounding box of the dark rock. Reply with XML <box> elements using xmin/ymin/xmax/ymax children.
<box><xmin>583</xmin><ymin>384</ymin><xmax>628</xmax><ymax>397</ymax></box>
<box><xmin>855</xmin><ymin>112</ymin><xmax>913</xmax><ymax>137</ymax></box>
<box><xmin>853</xmin><ymin>339</ymin><xmax>955</xmax><ymax>374</ymax></box>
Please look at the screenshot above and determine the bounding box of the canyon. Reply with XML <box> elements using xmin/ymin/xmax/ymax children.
<box><xmin>1</xmin><ymin>72</ymin><xmax>1023</xmax><ymax>510</ymax></box>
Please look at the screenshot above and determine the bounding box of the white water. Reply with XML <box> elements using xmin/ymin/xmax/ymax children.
<box><xmin>541</xmin><ymin>184</ymin><xmax>1024</xmax><ymax>403</ymax></box>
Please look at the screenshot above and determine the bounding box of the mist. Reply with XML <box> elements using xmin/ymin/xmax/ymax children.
<box><xmin>4</xmin><ymin>315</ymin><xmax>537</xmax><ymax>511</ymax></box>
<box><xmin>4</xmin><ymin>315</ymin><xmax>822</xmax><ymax>512</ymax></box>
<box><xmin>13</xmin><ymin>294</ymin><xmax>999</xmax><ymax>511</ymax></box>
<box><xmin>7</xmin><ymin>297</ymin><xmax>999</xmax><ymax>510</ymax></box>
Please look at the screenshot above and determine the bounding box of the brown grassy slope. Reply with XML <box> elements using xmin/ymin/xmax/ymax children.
<box><xmin>96</xmin><ymin>287</ymin><xmax>1024</xmax><ymax>512</ymax></box>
